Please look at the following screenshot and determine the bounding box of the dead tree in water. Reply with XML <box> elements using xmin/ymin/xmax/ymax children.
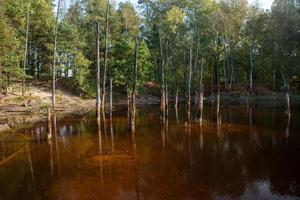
<box><xmin>52</xmin><ymin>0</ymin><xmax>62</xmax><ymax>110</ymax></box>
<box><xmin>127</xmin><ymin>85</ymin><xmax>131</xmax><ymax>126</ymax></box>
<box><xmin>96</xmin><ymin>21</ymin><xmax>101</xmax><ymax>116</ymax></box>
<box><xmin>284</xmin><ymin>84</ymin><xmax>291</xmax><ymax>117</ymax></box>
<box><xmin>165</xmin><ymin>84</ymin><xmax>169</xmax><ymax>117</ymax></box>
<box><xmin>248</xmin><ymin>28</ymin><xmax>254</xmax><ymax>93</ymax></box>
<box><xmin>101</xmin><ymin>0</ymin><xmax>110</xmax><ymax>111</ymax></box>
<box><xmin>175</xmin><ymin>90</ymin><xmax>179</xmax><ymax>109</ymax></box>
<box><xmin>47</xmin><ymin>108</ymin><xmax>52</xmax><ymax>140</ymax></box>
<box><xmin>130</xmin><ymin>37</ymin><xmax>139</xmax><ymax>131</ymax></box>
<box><xmin>198</xmin><ymin>58</ymin><xmax>204</xmax><ymax>125</ymax></box>
<box><xmin>216</xmin><ymin>84</ymin><xmax>221</xmax><ymax>126</ymax></box>
<box><xmin>159</xmin><ymin>29</ymin><xmax>166</xmax><ymax>123</ymax></box>
<box><xmin>109</xmin><ymin>78</ymin><xmax>113</xmax><ymax>118</ymax></box>
<box><xmin>280</xmin><ymin>72</ymin><xmax>291</xmax><ymax>118</ymax></box>
<box><xmin>185</xmin><ymin>48</ymin><xmax>192</xmax><ymax>124</ymax></box>
<box><xmin>194</xmin><ymin>91</ymin><xmax>199</xmax><ymax>121</ymax></box>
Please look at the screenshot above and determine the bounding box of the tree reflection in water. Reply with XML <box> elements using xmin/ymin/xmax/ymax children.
<box><xmin>0</xmin><ymin>105</ymin><xmax>299</xmax><ymax>200</ymax></box>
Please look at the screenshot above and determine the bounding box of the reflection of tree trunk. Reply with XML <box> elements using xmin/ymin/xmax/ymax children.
<box><xmin>27</xmin><ymin>144</ymin><xmax>35</xmax><ymax>192</ymax></box>
<box><xmin>110</xmin><ymin>113</ymin><xmax>114</xmax><ymax>154</ymax></box>
<box><xmin>199</xmin><ymin>125</ymin><xmax>203</xmax><ymax>152</ymax></box>
<box><xmin>187</xmin><ymin>125</ymin><xmax>191</xmax><ymax>168</ymax></box>
<box><xmin>249</xmin><ymin>105</ymin><xmax>253</xmax><ymax>127</ymax></box>
<box><xmin>102</xmin><ymin>111</ymin><xmax>108</xmax><ymax>145</ymax></box>
<box><xmin>53</xmin><ymin>114</ymin><xmax>61</xmax><ymax>176</ymax></box>
<box><xmin>161</xmin><ymin>123</ymin><xmax>166</xmax><ymax>149</ymax></box>
<box><xmin>97</xmin><ymin>116</ymin><xmax>103</xmax><ymax>186</ymax></box>
<box><xmin>47</xmin><ymin>110</ymin><xmax>54</xmax><ymax>175</ymax></box>
<box><xmin>131</xmin><ymin>129</ymin><xmax>139</xmax><ymax>200</ymax></box>
<box><xmin>285</xmin><ymin>111</ymin><xmax>291</xmax><ymax>140</ymax></box>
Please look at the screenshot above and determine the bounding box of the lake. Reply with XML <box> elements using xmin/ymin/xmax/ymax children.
<box><xmin>0</xmin><ymin>105</ymin><xmax>300</xmax><ymax>200</ymax></box>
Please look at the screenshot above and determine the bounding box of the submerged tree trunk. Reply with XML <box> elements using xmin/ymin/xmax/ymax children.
<box><xmin>52</xmin><ymin>0</ymin><xmax>61</xmax><ymax>110</ymax></box>
<box><xmin>96</xmin><ymin>22</ymin><xmax>101</xmax><ymax>116</ymax></box>
<box><xmin>130</xmin><ymin>37</ymin><xmax>139</xmax><ymax>131</ymax></box>
<box><xmin>22</xmin><ymin>6</ymin><xmax>30</xmax><ymax>96</ymax></box>
<box><xmin>101</xmin><ymin>0</ymin><xmax>110</xmax><ymax>111</ymax></box>
<box><xmin>159</xmin><ymin>29</ymin><xmax>165</xmax><ymax>123</ymax></box>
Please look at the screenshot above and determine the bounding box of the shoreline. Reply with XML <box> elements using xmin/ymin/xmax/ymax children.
<box><xmin>1</xmin><ymin>93</ymin><xmax>300</xmax><ymax>134</ymax></box>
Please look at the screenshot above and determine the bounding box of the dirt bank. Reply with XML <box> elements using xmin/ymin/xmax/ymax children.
<box><xmin>0</xmin><ymin>81</ymin><xmax>160</xmax><ymax>133</ymax></box>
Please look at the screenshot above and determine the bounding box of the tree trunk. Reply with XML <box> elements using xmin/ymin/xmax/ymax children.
<box><xmin>285</xmin><ymin>85</ymin><xmax>291</xmax><ymax>117</ymax></box>
<box><xmin>165</xmin><ymin>84</ymin><xmax>169</xmax><ymax>117</ymax></box>
<box><xmin>109</xmin><ymin>78</ymin><xmax>113</xmax><ymax>118</ymax></box>
<box><xmin>175</xmin><ymin>90</ymin><xmax>179</xmax><ymax>109</ymax></box>
<box><xmin>223</xmin><ymin>44</ymin><xmax>228</xmax><ymax>90</ymax></box>
<box><xmin>52</xmin><ymin>0</ymin><xmax>61</xmax><ymax>110</ymax></box>
<box><xmin>127</xmin><ymin>85</ymin><xmax>131</xmax><ymax>127</ymax></box>
<box><xmin>101</xmin><ymin>0</ymin><xmax>110</xmax><ymax>111</ymax></box>
<box><xmin>229</xmin><ymin>54</ymin><xmax>234</xmax><ymax>89</ymax></box>
<box><xmin>216</xmin><ymin>84</ymin><xmax>220</xmax><ymax>117</ymax></box>
<box><xmin>186</xmin><ymin>48</ymin><xmax>192</xmax><ymax>124</ymax></box>
<box><xmin>198</xmin><ymin>58</ymin><xmax>204</xmax><ymax>125</ymax></box>
<box><xmin>96</xmin><ymin>22</ymin><xmax>101</xmax><ymax>116</ymax></box>
<box><xmin>22</xmin><ymin>6</ymin><xmax>30</xmax><ymax>96</ymax></box>
<box><xmin>249</xmin><ymin>33</ymin><xmax>254</xmax><ymax>93</ymax></box>
<box><xmin>130</xmin><ymin>37</ymin><xmax>139</xmax><ymax>131</ymax></box>
<box><xmin>159</xmin><ymin>29</ymin><xmax>165</xmax><ymax>123</ymax></box>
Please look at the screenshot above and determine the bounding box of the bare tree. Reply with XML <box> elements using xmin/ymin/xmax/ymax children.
<box><xmin>186</xmin><ymin>48</ymin><xmax>192</xmax><ymax>124</ymax></box>
<box><xmin>101</xmin><ymin>0</ymin><xmax>110</xmax><ymax>110</ymax></box>
<box><xmin>52</xmin><ymin>0</ymin><xmax>62</xmax><ymax>109</ymax></box>
<box><xmin>159</xmin><ymin>29</ymin><xmax>166</xmax><ymax>123</ymax></box>
<box><xmin>96</xmin><ymin>21</ymin><xmax>101</xmax><ymax>115</ymax></box>
<box><xmin>130</xmin><ymin>37</ymin><xmax>139</xmax><ymax>131</ymax></box>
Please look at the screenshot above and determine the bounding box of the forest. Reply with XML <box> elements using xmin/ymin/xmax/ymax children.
<box><xmin>0</xmin><ymin>0</ymin><xmax>300</xmax><ymax>123</ymax></box>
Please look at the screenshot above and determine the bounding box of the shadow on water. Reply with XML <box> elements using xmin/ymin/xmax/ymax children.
<box><xmin>0</xmin><ymin>105</ymin><xmax>300</xmax><ymax>199</ymax></box>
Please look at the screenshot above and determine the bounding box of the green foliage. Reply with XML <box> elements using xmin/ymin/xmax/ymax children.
<box><xmin>111</xmin><ymin>38</ymin><xmax>153</xmax><ymax>88</ymax></box>
<box><xmin>1</xmin><ymin>0</ymin><xmax>300</xmax><ymax>96</ymax></box>
<box><xmin>73</xmin><ymin>51</ymin><xmax>91</xmax><ymax>88</ymax></box>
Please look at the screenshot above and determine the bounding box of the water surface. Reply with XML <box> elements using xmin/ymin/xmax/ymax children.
<box><xmin>1</xmin><ymin>105</ymin><xmax>300</xmax><ymax>200</ymax></box>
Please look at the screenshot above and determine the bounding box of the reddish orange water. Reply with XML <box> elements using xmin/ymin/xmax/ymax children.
<box><xmin>0</xmin><ymin>105</ymin><xmax>300</xmax><ymax>200</ymax></box>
